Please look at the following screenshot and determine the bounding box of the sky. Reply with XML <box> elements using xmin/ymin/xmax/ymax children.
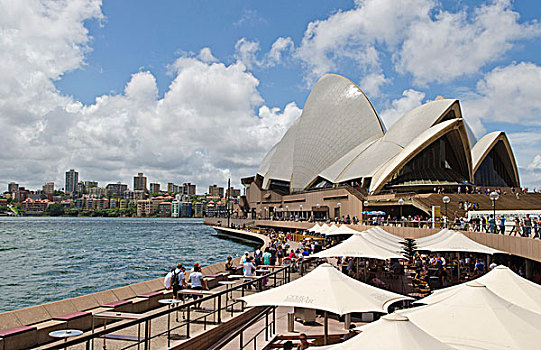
<box><xmin>1</xmin><ymin>0</ymin><xmax>541</xmax><ymax>193</ymax></box>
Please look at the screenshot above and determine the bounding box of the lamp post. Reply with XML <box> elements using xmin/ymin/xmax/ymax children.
<box><xmin>490</xmin><ymin>191</ymin><xmax>500</xmax><ymax>232</ymax></box>
<box><xmin>316</xmin><ymin>203</ymin><xmax>320</xmax><ymax>221</ymax></box>
<box><xmin>442</xmin><ymin>196</ymin><xmax>450</xmax><ymax>228</ymax></box>
<box><xmin>299</xmin><ymin>204</ymin><xmax>303</xmax><ymax>220</ymax></box>
<box><xmin>363</xmin><ymin>200</ymin><xmax>369</xmax><ymax>225</ymax></box>
<box><xmin>286</xmin><ymin>205</ymin><xmax>289</xmax><ymax>220</ymax></box>
<box><xmin>398</xmin><ymin>198</ymin><xmax>405</xmax><ymax>226</ymax></box>
<box><xmin>337</xmin><ymin>202</ymin><xmax>341</xmax><ymax>222</ymax></box>
<box><xmin>264</xmin><ymin>207</ymin><xmax>268</xmax><ymax>220</ymax></box>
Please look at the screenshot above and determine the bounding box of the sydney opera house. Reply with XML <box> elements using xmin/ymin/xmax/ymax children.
<box><xmin>241</xmin><ymin>74</ymin><xmax>521</xmax><ymax>220</ymax></box>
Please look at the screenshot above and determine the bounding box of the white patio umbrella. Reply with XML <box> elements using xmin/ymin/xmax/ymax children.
<box><xmin>238</xmin><ymin>263</ymin><xmax>412</xmax><ymax>344</ymax></box>
<box><xmin>415</xmin><ymin>228</ymin><xmax>452</xmax><ymax>245</ymax></box>
<box><xmin>359</xmin><ymin>229</ymin><xmax>403</xmax><ymax>252</ymax></box>
<box><xmin>416</xmin><ymin>230</ymin><xmax>502</xmax><ymax>255</ymax></box>
<box><xmin>314</xmin><ymin>313</ymin><xmax>455</xmax><ymax>350</ymax></box>
<box><xmin>327</xmin><ymin>224</ymin><xmax>340</xmax><ymax>233</ymax></box>
<box><xmin>401</xmin><ymin>281</ymin><xmax>541</xmax><ymax>350</ymax></box>
<box><xmin>317</xmin><ymin>224</ymin><xmax>332</xmax><ymax>235</ymax></box>
<box><xmin>308</xmin><ymin>223</ymin><xmax>322</xmax><ymax>232</ymax></box>
<box><xmin>312</xmin><ymin>233</ymin><xmax>406</xmax><ymax>260</ymax></box>
<box><xmin>416</xmin><ymin>265</ymin><xmax>541</xmax><ymax>314</ymax></box>
<box><xmin>323</xmin><ymin>225</ymin><xmax>360</xmax><ymax>236</ymax></box>
<box><xmin>371</xmin><ymin>226</ymin><xmax>407</xmax><ymax>244</ymax></box>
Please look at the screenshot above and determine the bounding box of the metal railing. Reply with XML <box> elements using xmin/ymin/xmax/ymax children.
<box><xmin>39</xmin><ymin>264</ymin><xmax>297</xmax><ymax>350</ymax></box>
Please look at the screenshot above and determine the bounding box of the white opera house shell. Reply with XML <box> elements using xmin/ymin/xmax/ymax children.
<box><xmin>255</xmin><ymin>74</ymin><xmax>520</xmax><ymax>195</ymax></box>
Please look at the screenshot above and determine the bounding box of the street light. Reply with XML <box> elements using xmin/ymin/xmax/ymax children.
<box><xmin>264</xmin><ymin>207</ymin><xmax>268</xmax><ymax>220</ymax></box>
<box><xmin>398</xmin><ymin>198</ymin><xmax>405</xmax><ymax>226</ymax></box>
<box><xmin>286</xmin><ymin>205</ymin><xmax>289</xmax><ymax>220</ymax></box>
<box><xmin>490</xmin><ymin>191</ymin><xmax>500</xmax><ymax>232</ymax></box>
<box><xmin>442</xmin><ymin>196</ymin><xmax>450</xmax><ymax>228</ymax></box>
<box><xmin>299</xmin><ymin>204</ymin><xmax>303</xmax><ymax>220</ymax></box>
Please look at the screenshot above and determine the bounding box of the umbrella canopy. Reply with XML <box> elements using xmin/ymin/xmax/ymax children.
<box><xmin>416</xmin><ymin>230</ymin><xmax>502</xmax><ymax>255</ymax></box>
<box><xmin>316</xmin><ymin>224</ymin><xmax>332</xmax><ymax>234</ymax></box>
<box><xmin>401</xmin><ymin>281</ymin><xmax>541</xmax><ymax>349</ymax></box>
<box><xmin>360</xmin><ymin>228</ymin><xmax>404</xmax><ymax>252</ymax></box>
<box><xmin>308</xmin><ymin>223</ymin><xmax>322</xmax><ymax>232</ymax></box>
<box><xmin>415</xmin><ymin>229</ymin><xmax>451</xmax><ymax>245</ymax></box>
<box><xmin>371</xmin><ymin>226</ymin><xmax>407</xmax><ymax>243</ymax></box>
<box><xmin>312</xmin><ymin>233</ymin><xmax>406</xmax><ymax>260</ymax></box>
<box><xmin>324</xmin><ymin>225</ymin><xmax>361</xmax><ymax>236</ymax></box>
<box><xmin>238</xmin><ymin>263</ymin><xmax>411</xmax><ymax>315</ymax></box>
<box><xmin>327</xmin><ymin>224</ymin><xmax>340</xmax><ymax>233</ymax></box>
<box><xmin>314</xmin><ymin>313</ymin><xmax>455</xmax><ymax>350</ymax></box>
<box><xmin>416</xmin><ymin>265</ymin><xmax>541</xmax><ymax>314</ymax></box>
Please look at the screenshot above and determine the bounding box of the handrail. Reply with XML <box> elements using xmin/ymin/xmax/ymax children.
<box><xmin>39</xmin><ymin>264</ymin><xmax>294</xmax><ymax>349</ymax></box>
<box><xmin>206</xmin><ymin>306</ymin><xmax>274</xmax><ymax>350</ymax></box>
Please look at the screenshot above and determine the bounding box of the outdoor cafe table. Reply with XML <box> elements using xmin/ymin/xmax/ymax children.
<box><xmin>159</xmin><ymin>299</ymin><xmax>184</xmax><ymax>346</ymax></box>
<box><xmin>48</xmin><ymin>329</ymin><xmax>83</xmax><ymax>349</ymax></box>
<box><xmin>177</xmin><ymin>289</ymin><xmax>219</xmax><ymax>323</ymax></box>
<box><xmin>92</xmin><ymin>311</ymin><xmax>145</xmax><ymax>350</ymax></box>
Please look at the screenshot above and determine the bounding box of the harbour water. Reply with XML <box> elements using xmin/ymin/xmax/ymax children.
<box><xmin>0</xmin><ymin>217</ymin><xmax>256</xmax><ymax>313</ymax></box>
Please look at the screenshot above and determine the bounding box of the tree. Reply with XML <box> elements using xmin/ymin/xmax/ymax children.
<box><xmin>46</xmin><ymin>203</ymin><xmax>65</xmax><ymax>216</ymax></box>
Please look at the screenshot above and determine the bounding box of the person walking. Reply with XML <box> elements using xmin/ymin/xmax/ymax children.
<box><xmin>509</xmin><ymin>217</ymin><xmax>521</xmax><ymax>236</ymax></box>
<box><xmin>499</xmin><ymin>215</ymin><xmax>506</xmax><ymax>235</ymax></box>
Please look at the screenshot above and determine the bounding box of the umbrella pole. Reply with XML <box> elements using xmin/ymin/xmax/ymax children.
<box><xmin>324</xmin><ymin>311</ymin><xmax>328</xmax><ymax>345</ymax></box>
<box><xmin>457</xmin><ymin>252</ymin><xmax>461</xmax><ymax>283</ymax></box>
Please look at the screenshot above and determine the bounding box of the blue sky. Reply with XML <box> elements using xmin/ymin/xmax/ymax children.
<box><xmin>1</xmin><ymin>0</ymin><xmax>541</xmax><ymax>192</ymax></box>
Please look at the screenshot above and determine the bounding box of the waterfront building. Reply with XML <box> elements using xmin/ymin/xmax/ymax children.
<box><xmin>119</xmin><ymin>199</ymin><xmax>128</xmax><ymax>209</ymax></box>
<box><xmin>22</xmin><ymin>198</ymin><xmax>50</xmax><ymax>211</ymax></box>
<box><xmin>109</xmin><ymin>198</ymin><xmax>118</xmax><ymax>208</ymax></box>
<box><xmin>181</xmin><ymin>201</ymin><xmax>192</xmax><ymax>217</ymax></box>
<box><xmin>171</xmin><ymin>200</ymin><xmax>180</xmax><ymax>217</ymax></box>
<box><xmin>194</xmin><ymin>201</ymin><xmax>204</xmax><ymax>218</ymax></box>
<box><xmin>65</xmin><ymin>169</ymin><xmax>78</xmax><ymax>194</ymax></box>
<box><xmin>42</xmin><ymin>182</ymin><xmax>54</xmax><ymax>195</ymax></box>
<box><xmin>150</xmin><ymin>182</ymin><xmax>160</xmax><ymax>194</ymax></box>
<box><xmin>136</xmin><ymin>199</ymin><xmax>160</xmax><ymax>216</ymax></box>
<box><xmin>74</xmin><ymin>198</ymin><xmax>84</xmax><ymax>209</ymax></box>
<box><xmin>88</xmin><ymin>186</ymin><xmax>108</xmax><ymax>198</ymax></box>
<box><xmin>106</xmin><ymin>182</ymin><xmax>128</xmax><ymax>197</ymax></box>
<box><xmin>7</xmin><ymin>182</ymin><xmax>18</xmax><ymax>194</ymax></box>
<box><xmin>241</xmin><ymin>73</ymin><xmax>527</xmax><ymax>221</ymax></box>
<box><xmin>158</xmin><ymin>202</ymin><xmax>172</xmax><ymax>217</ymax></box>
<box><xmin>209</xmin><ymin>184</ymin><xmax>224</xmax><ymax>198</ymax></box>
<box><xmin>13</xmin><ymin>187</ymin><xmax>28</xmax><ymax>202</ymax></box>
<box><xmin>133</xmin><ymin>172</ymin><xmax>147</xmax><ymax>192</ymax></box>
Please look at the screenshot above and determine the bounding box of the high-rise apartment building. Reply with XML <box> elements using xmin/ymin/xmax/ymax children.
<box><xmin>106</xmin><ymin>183</ymin><xmax>128</xmax><ymax>197</ymax></box>
<box><xmin>42</xmin><ymin>182</ymin><xmax>55</xmax><ymax>195</ymax></box>
<box><xmin>65</xmin><ymin>169</ymin><xmax>79</xmax><ymax>193</ymax></box>
<box><xmin>85</xmin><ymin>181</ymin><xmax>98</xmax><ymax>189</ymax></box>
<box><xmin>208</xmin><ymin>185</ymin><xmax>224</xmax><ymax>198</ymax></box>
<box><xmin>8</xmin><ymin>182</ymin><xmax>18</xmax><ymax>193</ymax></box>
<box><xmin>150</xmin><ymin>183</ymin><xmax>160</xmax><ymax>194</ymax></box>
<box><xmin>167</xmin><ymin>182</ymin><xmax>180</xmax><ymax>193</ymax></box>
<box><xmin>183</xmin><ymin>183</ymin><xmax>196</xmax><ymax>196</ymax></box>
<box><xmin>134</xmin><ymin>173</ymin><xmax>147</xmax><ymax>192</ymax></box>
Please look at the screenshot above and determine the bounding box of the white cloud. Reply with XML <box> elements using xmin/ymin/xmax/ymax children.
<box><xmin>198</xmin><ymin>47</ymin><xmax>218</xmax><ymax>63</ymax></box>
<box><xmin>234</xmin><ymin>38</ymin><xmax>261</xmax><ymax>70</ymax></box>
<box><xmin>294</xmin><ymin>0</ymin><xmax>433</xmax><ymax>83</ymax></box>
<box><xmin>267</xmin><ymin>37</ymin><xmax>294</xmax><ymax>66</ymax></box>
<box><xmin>461</xmin><ymin>62</ymin><xmax>541</xmax><ymax>136</ymax></box>
<box><xmin>380</xmin><ymin>89</ymin><xmax>425</xmax><ymax>128</ymax></box>
<box><xmin>396</xmin><ymin>0</ymin><xmax>541</xmax><ymax>85</ymax></box>
<box><xmin>0</xmin><ymin>2</ymin><xmax>300</xmax><ymax>191</ymax></box>
<box><xmin>359</xmin><ymin>72</ymin><xmax>389</xmax><ymax>98</ymax></box>
<box><xmin>292</xmin><ymin>0</ymin><xmax>540</xmax><ymax>86</ymax></box>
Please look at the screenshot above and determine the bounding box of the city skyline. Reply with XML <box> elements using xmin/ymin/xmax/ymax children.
<box><xmin>1</xmin><ymin>1</ymin><xmax>540</xmax><ymax>191</ymax></box>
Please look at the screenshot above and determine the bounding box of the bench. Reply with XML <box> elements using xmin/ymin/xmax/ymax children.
<box><xmin>0</xmin><ymin>326</ymin><xmax>37</xmax><ymax>350</ymax></box>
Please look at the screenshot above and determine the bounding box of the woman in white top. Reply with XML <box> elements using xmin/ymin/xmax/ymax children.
<box><xmin>189</xmin><ymin>263</ymin><xmax>207</xmax><ymax>307</ymax></box>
